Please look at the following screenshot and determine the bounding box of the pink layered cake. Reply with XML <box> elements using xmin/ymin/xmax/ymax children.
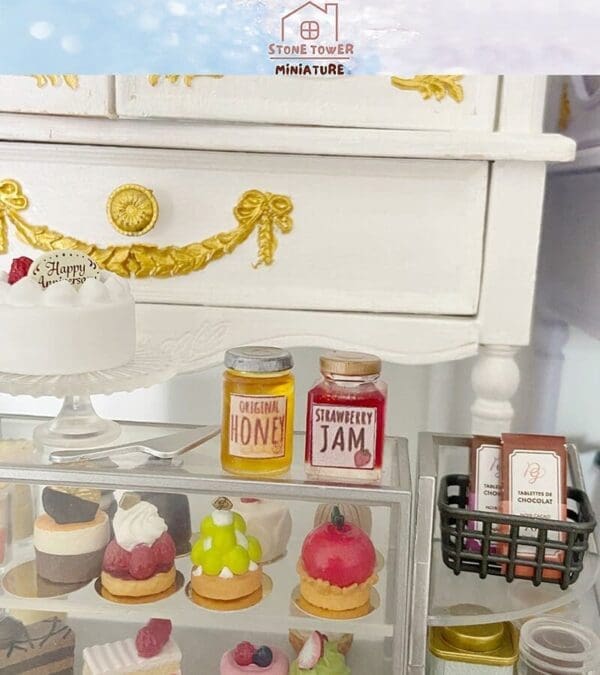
<box><xmin>220</xmin><ymin>641</ymin><xmax>289</xmax><ymax>675</ymax></box>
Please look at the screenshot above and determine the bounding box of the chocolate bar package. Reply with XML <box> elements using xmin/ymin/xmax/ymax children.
<box><xmin>468</xmin><ymin>435</ymin><xmax>502</xmax><ymax>552</ymax></box>
<box><xmin>500</xmin><ymin>433</ymin><xmax>567</xmax><ymax>580</ymax></box>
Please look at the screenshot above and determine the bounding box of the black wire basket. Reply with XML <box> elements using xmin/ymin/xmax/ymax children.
<box><xmin>438</xmin><ymin>473</ymin><xmax>596</xmax><ymax>589</ymax></box>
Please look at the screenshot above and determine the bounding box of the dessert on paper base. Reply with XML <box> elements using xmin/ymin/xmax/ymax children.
<box><xmin>34</xmin><ymin>486</ymin><xmax>109</xmax><ymax>584</ymax></box>
<box><xmin>297</xmin><ymin>506</ymin><xmax>378</xmax><ymax>618</ymax></box>
<box><xmin>228</xmin><ymin>497</ymin><xmax>292</xmax><ymax>564</ymax></box>
<box><xmin>101</xmin><ymin>496</ymin><xmax>177</xmax><ymax>599</ymax></box>
<box><xmin>289</xmin><ymin>631</ymin><xmax>350</xmax><ymax>675</ymax></box>
<box><xmin>190</xmin><ymin>497</ymin><xmax>263</xmax><ymax>607</ymax></box>
<box><xmin>0</xmin><ymin>614</ymin><xmax>75</xmax><ymax>673</ymax></box>
<box><xmin>83</xmin><ymin>618</ymin><xmax>182</xmax><ymax>674</ymax></box>
<box><xmin>0</xmin><ymin>253</ymin><xmax>136</xmax><ymax>375</ymax></box>
<box><xmin>220</xmin><ymin>641</ymin><xmax>289</xmax><ymax>675</ymax></box>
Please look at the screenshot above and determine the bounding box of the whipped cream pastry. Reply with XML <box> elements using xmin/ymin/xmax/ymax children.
<box><xmin>113</xmin><ymin>501</ymin><xmax>168</xmax><ymax>552</ymax></box>
<box><xmin>0</xmin><ymin>270</ymin><xmax>136</xmax><ymax>374</ymax></box>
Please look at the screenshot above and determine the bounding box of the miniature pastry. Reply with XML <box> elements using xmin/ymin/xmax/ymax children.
<box><xmin>229</xmin><ymin>497</ymin><xmax>292</xmax><ymax>563</ymax></box>
<box><xmin>34</xmin><ymin>486</ymin><xmax>109</xmax><ymax>584</ymax></box>
<box><xmin>190</xmin><ymin>497</ymin><xmax>263</xmax><ymax>601</ymax></box>
<box><xmin>298</xmin><ymin>506</ymin><xmax>377</xmax><ymax>612</ymax></box>
<box><xmin>0</xmin><ymin>440</ymin><xmax>35</xmax><ymax>541</ymax></box>
<box><xmin>289</xmin><ymin>630</ymin><xmax>353</xmax><ymax>656</ymax></box>
<box><xmin>220</xmin><ymin>641</ymin><xmax>290</xmax><ymax>674</ymax></box>
<box><xmin>290</xmin><ymin>631</ymin><xmax>350</xmax><ymax>674</ymax></box>
<box><xmin>138</xmin><ymin>492</ymin><xmax>192</xmax><ymax>556</ymax></box>
<box><xmin>0</xmin><ymin>254</ymin><xmax>136</xmax><ymax>375</ymax></box>
<box><xmin>101</xmin><ymin>498</ymin><xmax>177</xmax><ymax>598</ymax></box>
<box><xmin>83</xmin><ymin>618</ymin><xmax>182</xmax><ymax>674</ymax></box>
<box><xmin>313</xmin><ymin>503</ymin><xmax>372</xmax><ymax>535</ymax></box>
<box><xmin>0</xmin><ymin>615</ymin><xmax>75</xmax><ymax>673</ymax></box>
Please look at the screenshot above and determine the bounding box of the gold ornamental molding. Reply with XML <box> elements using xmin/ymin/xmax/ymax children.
<box><xmin>31</xmin><ymin>75</ymin><xmax>79</xmax><ymax>90</ymax></box>
<box><xmin>558</xmin><ymin>81</ymin><xmax>571</xmax><ymax>131</ymax></box>
<box><xmin>148</xmin><ymin>74</ymin><xmax>223</xmax><ymax>87</ymax></box>
<box><xmin>0</xmin><ymin>179</ymin><xmax>293</xmax><ymax>278</ymax></box>
<box><xmin>390</xmin><ymin>75</ymin><xmax>464</xmax><ymax>102</ymax></box>
<box><xmin>107</xmin><ymin>184</ymin><xmax>159</xmax><ymax>236</ymax></box>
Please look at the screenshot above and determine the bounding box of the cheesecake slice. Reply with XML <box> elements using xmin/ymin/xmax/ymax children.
<box><xmin>82</xmin><ymin>638</ymin><xmax>181</xmax><ymax>674</ymax></box>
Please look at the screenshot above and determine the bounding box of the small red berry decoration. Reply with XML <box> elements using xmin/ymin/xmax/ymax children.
<box><xmin>151</xmin><ymin>532</ymin><xmax>176</xmax><ymax>570</ymax></box>
<box><xmin>129</xmin><ymin>544</ymin><xmax>156</xmax><ymax>580</ymax></box>
<box><xmin>103</xmin><ymin>540</ymin><xmax>130</xmax><ymax>575</ymax></box>
<box><xmin>233</xmin><ymin>641</ymin><xmax>256</xmax><ymax>667</ymax></box>
<box><xmin>297</xmin><ymin>631</ymin><xmax>325</xmax><ymax>669</ymax></box>
<box><xmin>7</xmin><ymin>257</ymin><xmax>33</xmax><ymax>285</ymax></box>
<box><xmin>135</xmin><ymin>618</ymin><xmax>172</xmax><ymax>658</ymax></box>
<box><xmin>354</xmin><ymin>448</ymin><xmax>372</xmax><ymax>468</ymax></box>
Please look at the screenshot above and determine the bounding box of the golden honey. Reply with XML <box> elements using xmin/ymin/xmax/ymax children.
<box><xmin>221</xmin><ymin>347</ymin><xmax>294</xmax><ymax>476</ymax></box>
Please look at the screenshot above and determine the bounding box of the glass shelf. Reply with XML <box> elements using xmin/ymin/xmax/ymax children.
<box><xmin>0</xmin><ymin>415</ymin><xmax>409</xmax><ymax>505</ymax></box>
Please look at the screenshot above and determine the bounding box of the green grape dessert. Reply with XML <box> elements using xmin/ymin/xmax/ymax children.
<box><xmin>190</xmin><ymin>497</ymin><xmax>263</xmax><ymax>601</ymax></box>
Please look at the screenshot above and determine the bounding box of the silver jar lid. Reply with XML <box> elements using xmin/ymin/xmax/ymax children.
<box><xmin>224</xmin><ymin>346</ymin><xmax>294</xmax><ymax>373</ymax></box>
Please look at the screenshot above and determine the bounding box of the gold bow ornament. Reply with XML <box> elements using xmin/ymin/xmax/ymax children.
<box><xmin>0</xmin><ymin>180</ymin><xmax>294</xmax><ymax>278</ymax></box>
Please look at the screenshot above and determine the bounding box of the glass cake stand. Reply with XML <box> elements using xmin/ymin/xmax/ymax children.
<box><xmin>0</xmin><ymin>342</ymin><xmax>176</xmax><ymax>450</ymax></box>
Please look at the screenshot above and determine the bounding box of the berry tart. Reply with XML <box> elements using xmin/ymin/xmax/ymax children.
<box><xmin>290</xmin><ymin>632</ymin><xmax>350</xmax><ymax>675</ymax></box>
<box><xmin>220</xmin><ymin>641</ymin><xmax>289</xmax><ymax>675</ymax></box>
<box><xmin>83</xmin><ymin>618</ymin><xmax>182</xmax><ymax>674</ymax></box>
<box><xmin>0</xmin><ymin>254</ymin><xmax>135</xmax><ymax>375</ymax></box>
<box><xmin>190</xmin><ymin>497</ymin><xmax>263</xmax><ymax>602</ymax></box>
<box><xmin>229</xmin><ymin>497</ymin><xmax>292</xmax><ymax>563</ymax></box>
<box><xmin>297</xmin><ymin>506</ymin><xmax>377</xmax><ymax>613</ymax></box>
<box><xmin>34</xmin><ymin>486</ymin><xmax>109</xmax><ymax>584</ymax></box>
<box><xmin>101</xmin><ymin>497</ymin><xmax>177</xmax><ymax>598</ymax></box>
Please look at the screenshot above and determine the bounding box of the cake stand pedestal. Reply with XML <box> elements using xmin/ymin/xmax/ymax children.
<box><xmin>0</xmin><ymin>342</ymin><xmax>176</xmax><ymax>451</ymax></box>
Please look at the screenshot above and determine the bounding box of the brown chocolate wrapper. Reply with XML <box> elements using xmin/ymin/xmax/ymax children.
<box><xmin>500</xmin><ymin>433</ymin><xmax>567</xmax><ymax>581</ymax></box>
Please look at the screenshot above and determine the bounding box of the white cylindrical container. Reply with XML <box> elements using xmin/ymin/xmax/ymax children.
<box><xmin>428</xmin><ymin>622</ymin><xmax>519</xmax><ymax>674</ymax></box>
<box><xmin>519</xmin><ymin>617</ymin><xmax>600</xmax><ymax>675</ymax></box>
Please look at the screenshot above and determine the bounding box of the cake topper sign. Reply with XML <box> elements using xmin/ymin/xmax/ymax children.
<box><xmin>28</xmin><ymin>251</ymin><xmax>100</xmax><ymax>289</ymax></box>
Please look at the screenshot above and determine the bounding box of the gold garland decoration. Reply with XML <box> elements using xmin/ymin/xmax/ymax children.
<box><xmin>32</xmin><ymin>75</ymin><xmax>79</xmax><ymax>90</ymax></box>
<box><xmin>390</xmin><ymin>75</ymin><xmax>464</xmax><ymax>102</ymax></box>
<box><xmin>148</xmin><ymin>74</ymin><xmax>223</xmax><ymax>87</ymax></box>
<box><xmin>0</xmin><ymin>179</ymin><xmax>293</xmax><ymax>278</ymax></box>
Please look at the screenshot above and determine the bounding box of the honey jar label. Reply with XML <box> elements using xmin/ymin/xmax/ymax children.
<box><xmin>228</xmin><ymin>394</ymin><xmax>287</xmax><ymax>459</ymax></box>
<box><xmin>310</xmin><ymin>405</ymin><xmax>377</xmax><ymax>470</ymax></box>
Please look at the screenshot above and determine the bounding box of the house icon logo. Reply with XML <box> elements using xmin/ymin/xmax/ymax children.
<box><xmin>281</xmin><ymin>2</ymin><xmax>339</xmax><ymax>42</ymax></box>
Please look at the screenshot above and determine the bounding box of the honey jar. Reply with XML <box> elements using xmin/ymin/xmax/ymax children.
<box><xmin>221</xmin><ymin>346</ymin><xmax>294</xmax><ymax>476</ymax></box>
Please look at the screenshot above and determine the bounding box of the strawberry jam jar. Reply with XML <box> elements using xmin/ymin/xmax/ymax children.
<box><xmin>305</xmin><ymin>351</ymin><xmax>386</xmax><ymax>482</ymax></box>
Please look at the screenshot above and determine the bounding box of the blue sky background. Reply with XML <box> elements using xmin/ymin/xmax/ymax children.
<box><xmin>0</xmin><ymin>0</ymin><xmax>387</xmax><ymax>74</ymax></box>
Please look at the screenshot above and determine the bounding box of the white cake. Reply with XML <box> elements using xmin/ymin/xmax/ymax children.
<box><xmin>83</xmin><ymin>638</ymin><xmax>182</xmax><ymax>674</ymax></box>
<box><xmin>0</xmin><ymin>270</ymin><xmax>136</xmax><ymax>375</ymax></box>
<box><xmin>229</xmin><ymin>497</ymin><xmax>292</xmax><ymax>563</ymax></box>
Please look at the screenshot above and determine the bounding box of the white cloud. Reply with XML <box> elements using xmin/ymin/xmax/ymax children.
<box><xmin>167</xmin><ymin>1</ymin><xmax>187</xmax><ymax>16</ymax></box>
<box><xmin>29</xmin><ymin>21</ymin><xmax>54</xmax><ymax>40</ymax></box>
<box><xmin>61</xmin><ymin>35</ymin><xmax>82</xmax><ymax>54</ymax></box>
<box><xmin>138</xmin><ymin>12</ymin><xmax>161</xmax><ymax>31</ymax></box>
<box><xmin>164</xmin><ymin>31</ymin><xmax>180</xmax><ymax>46</ymax></box>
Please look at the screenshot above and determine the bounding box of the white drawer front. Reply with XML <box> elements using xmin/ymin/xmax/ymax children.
<box><xmin>1</xmin><ymin>143</ymin><xmax>487</xmax><ymax>316</ymax></box>
<box><xmin>116</xmin><ymin>75</ymin><xmax>498</xmax><ymax>132</ymax></box>
<box><xmin>0</xmin><ymin>76</ymin><xmax>114</xmax><ymax>117</ymax></box>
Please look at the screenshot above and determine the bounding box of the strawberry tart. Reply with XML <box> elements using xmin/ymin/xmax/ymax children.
<box><xmin>190</xmin><ymin>497</ymin><xmax>263</xmax><ymax>602</ymax></box>
<box><xmin>220</xmin><ymin>641</ymin><xmax>289</xmax><ymax>675</ymax></box>
<box><xmin>0</xmin><ymin>254</ymin><xmax>135</xmax><ymax>375</ymax></box>
<box><xmin>290</xmin><ymin>632</ymin><xmax>350</xmax><ymax>675</ymax></box>
<box><xmin>83</xmin><ymin>618</ymin><xmax>182</xmax><ymax>674</ymax></box>
<box><xmin>298</xmin><ymin>506</ymin><xmax>377</xmax><ymax>613</ymax></box>
<box><xmin>101</xmin><ymin>497</ymin><xmax>177</xmax><ymax>598</ymax></box>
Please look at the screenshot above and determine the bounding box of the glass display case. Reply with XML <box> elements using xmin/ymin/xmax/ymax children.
<box><xmin>0</xmin><ymin>414</ymin><xmax>412</xmax><ymax>673</ymax></box>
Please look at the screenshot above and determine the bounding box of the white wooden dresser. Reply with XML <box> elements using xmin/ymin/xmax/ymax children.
<box><xmin>0</xmin><ymin>75</ymin><xmax>574</xmax><ymax>434</ymax></box>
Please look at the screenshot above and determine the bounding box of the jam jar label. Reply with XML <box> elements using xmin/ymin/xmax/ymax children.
<box><xmin>310</xmin><ymin>405</ymin><xmax>377</xmax><ymax>469</ymax></box>
<box><xmin>228</xmin><ymin>394</ymin><xmax>287</xmax><ymax>459</ymax></box>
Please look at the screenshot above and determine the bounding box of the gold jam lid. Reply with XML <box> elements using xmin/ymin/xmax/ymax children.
<box><xmin>320</xmin><ymin>351</ymin><xmax>381</xmax><ymax>377</ymax></box>
<box><xmin>429</xmin><ymin>622</ymin><xmax>519</xmax><ymax>665</ymax></box>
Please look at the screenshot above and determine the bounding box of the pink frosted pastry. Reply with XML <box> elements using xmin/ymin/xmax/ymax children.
<box><xmin>220</xmin><ymin>642</ymin><xmax>289</xmax><ymax>675</ymax></box>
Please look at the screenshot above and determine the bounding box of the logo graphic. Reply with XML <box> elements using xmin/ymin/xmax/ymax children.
<box><xmin>269</xmin><ymin>1</ymin><xmax>353</xmax><ymax>75</ymax></box>
<box><xmin>281</xmin><ymin>2</ymin><xmax>339</xmax><ymax>42</ymax></box>
<box><xmin>523</xmin><ymin>461</ymin><xmax>546</xmax><ymax>484</ymax></box>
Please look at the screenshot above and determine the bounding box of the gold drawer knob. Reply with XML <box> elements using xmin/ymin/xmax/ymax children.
<box><xmin>107</xmin><ymin>184</ymin><xmax>159</xmax><ymax>236</ymax></box>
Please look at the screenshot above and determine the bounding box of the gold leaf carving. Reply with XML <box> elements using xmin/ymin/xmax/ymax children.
<box><xmin>390</xmin><ymin>75</ymin><xmax>464</xmax><ymax>102</ymax></box>
<box><xmin>32</xmin><ymin>75</ymin><xmax>80</xmax><ymax>90</ymax></box>
<box><xmin>558</xmin><ymin>81</ymin><xmax>571</xmax><ymax>132</ymax></box>
<box><xmin>148</xmin><ymin>74</ymin><xmax>223</xmax><ymax>87</ymax></box>
<box><xmin>107</xmin><ymin>184</ymin><xmax>159</xmax><ymax>236</ymax></box>
<box><xmin>0</xmin><ymin>180</ymin><xmax>293</xmax><ymax>278</ymax></box>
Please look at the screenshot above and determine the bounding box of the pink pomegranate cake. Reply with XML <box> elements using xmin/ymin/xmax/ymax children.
<box><xmin>220</xmin><ymin>641</ymin><xmax>289</xmax><ymax>674</ymax></box>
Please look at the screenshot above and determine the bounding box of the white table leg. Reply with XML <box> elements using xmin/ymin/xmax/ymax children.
<box><xmin>471</xmin><ymin>345</ymin><xmax>520</xmax><ymax>435</ymax></box>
